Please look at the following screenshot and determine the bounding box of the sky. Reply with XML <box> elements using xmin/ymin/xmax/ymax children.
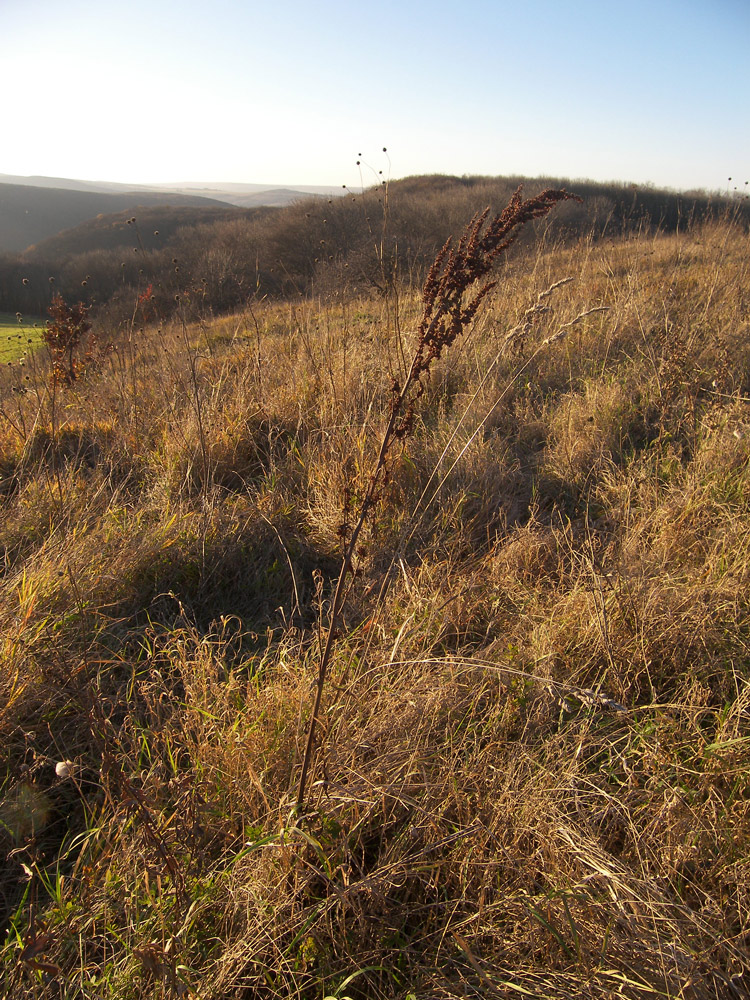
<box><xmin>1</xmin><ymin>0</ymin><xmax>748</xmax><ymax>193</ymax></box>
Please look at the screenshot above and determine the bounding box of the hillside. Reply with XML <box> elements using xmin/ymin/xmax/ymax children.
<box><xmin>21</xmin><ymin>204</ymin><xmax>264</xmax><ymax>261</ymax></box>
<box><xmin>0</xmin><ymin>192</ymin><xmax>749</xmax><ymax>998</ymax></box>
<box><xmin>0</xmin><ymin>175</ymin><xmax>342</xmax><ymax>254</ymax></box>
<box><xmin>2</xmin><ymin>173</ymin><xmax>745</xmax><ymax>324</ymax></box>
<box><xmin>0</xmin><ymin>182</ymin><xmax>232</xmax><ymax>253</ymax></box>
<box><xmin>0</xmin><ymin>173</ymin><xmax>161</xmax><ymax>194</ymax></box>
<box><xmin>223</xmin><ymin>187</ymin><xmax>328</xmax><ymax>208</ymax></box>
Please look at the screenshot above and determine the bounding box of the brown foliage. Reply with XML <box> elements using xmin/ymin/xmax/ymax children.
<box><xmin>43</xmin><ymin>293</ymin><xmax>91</xmax><ymax>385</ymax></box>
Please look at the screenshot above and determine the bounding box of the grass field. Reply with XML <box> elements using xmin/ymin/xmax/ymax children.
<box><xmin>0</xmin><ymin>207</ymin><xmax>749</xmax><ymax>998</ymax></box>
<box><xmin>0</xmin><ymin>311</ymin><xmax>46</xmax><ymax>364</ymax></box>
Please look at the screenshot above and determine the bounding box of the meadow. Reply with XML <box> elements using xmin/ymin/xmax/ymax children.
<box><xmin>0</xmin><ymin>312</ymin><xmax>45</xmax><ymax>364</ymax></box>
<box><xmin>0</xmin><ymin>189</ymin><xmax>749</xmax><ymax>999</ymax></box>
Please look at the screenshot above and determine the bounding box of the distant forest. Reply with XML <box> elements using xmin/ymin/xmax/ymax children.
<box><xmin>1</xmin><ymin>174</ymin><xmax>746</xmax><ymax>328</ymax></box>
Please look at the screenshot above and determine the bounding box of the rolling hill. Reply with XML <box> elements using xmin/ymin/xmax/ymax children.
<box><xmin>20</xmin><ymin>204</ymin><xmax>263</xmax><ymax>262</ymax></box>
<box><xmin>0</xmin><ymin>174</ymin><xmax>341</xmax><ymax>253</ymax></box>
<box><xmin>0</xmin><ymin>181</ymin><xmax>232</xmax><ymax>253</ymax></box>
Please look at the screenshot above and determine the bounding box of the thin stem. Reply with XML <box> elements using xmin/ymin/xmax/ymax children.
<box><xmin>294</xmin><ymin>185</ymin><xmax>579</xmax><ymax>815</ymax></box>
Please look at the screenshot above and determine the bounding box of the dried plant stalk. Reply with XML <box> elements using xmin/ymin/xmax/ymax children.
<box><xmin>295</xmin><ymin>186</ymin><xmax>580</xmax><ymax>813</ymax></box>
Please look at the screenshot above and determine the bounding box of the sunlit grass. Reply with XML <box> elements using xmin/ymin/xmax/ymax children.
<box><xmin>0</xmin><ymin>311</ymin><xmax>45</xmax><ymax>363</ymax></box>
<box><xmin>0</xmin><ymin>216</ymin><xmax>749</xmax><ymax>998</ymax></box>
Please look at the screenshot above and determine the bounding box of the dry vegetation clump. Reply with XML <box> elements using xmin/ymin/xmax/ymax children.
<box><xmin>0</xmin><ymin>204</ymin><xmax>749</xmax><ymax>999</ymax></box>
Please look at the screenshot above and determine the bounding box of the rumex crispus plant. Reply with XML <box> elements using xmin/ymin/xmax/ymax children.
<box><xmin>44</xmin><ymin>293</ymin><xmax>92</xmax><ymax>385</ymax></box>
<box><xmin>295</xmin><ymin>185</ymin><xmax>581</xmax><ymax>812</ymax></box>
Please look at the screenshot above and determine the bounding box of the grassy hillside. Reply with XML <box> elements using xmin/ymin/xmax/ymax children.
<box><xmin>0</xmin><ymin>200</ymin><xmax>749</xmax><ymax>998</ymax></box>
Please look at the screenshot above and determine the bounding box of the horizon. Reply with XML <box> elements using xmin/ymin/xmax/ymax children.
<box><xmin>0</xmin><ymin>169</ymin><xmax>742</xmax><ymax>200</ymax></box>
<box><xmin>0</xmin><ymin>172</ymin><xmax>344</xmax><ymax>194</ymax></box>
<box><xmin>2</xmin><ymin>0</ymin><xmax>749</xmax><ymax>194</ymax></box>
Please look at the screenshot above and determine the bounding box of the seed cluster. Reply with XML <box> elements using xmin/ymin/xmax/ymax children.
<box><xmin>392</xmin><ymin>186</ymin><xmax>580</xmax><ymax>439</ymax></box>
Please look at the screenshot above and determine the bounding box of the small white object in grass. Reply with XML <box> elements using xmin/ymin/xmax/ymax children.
<box><xmin>55</xmin><ymin>760</ymin><xmax>77</xmax><ymax>779</ymax></box>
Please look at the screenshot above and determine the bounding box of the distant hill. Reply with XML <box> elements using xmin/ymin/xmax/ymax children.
<box><xmin>148</xmin><ymin>181</ymin><xmax>341</xmax><ymax>206</ymax></box>
<box><xmin>0</xmin><ymin>182</ymin><xmax>233</xmax><ymax>253</ymax></box>
<box><xmin>0</xmin><ymin>175</ymin><xmax>341</xmax><ymax>242</ymax></box>
<box><xmin>214</xmin><ymin>188</ymin><xmax>327</xmax><ymax>209</ymax></box>
<box><xmin>0</xmin><ymin>173</ymin><xmax>342</xmax><ymax>200</ymax></box>
<box><xmin>21</xmin><ymin>204</ymin><xmax>266</xmax><ymax>262</ymax></box>
<box><xmin>0</xmin><ymin>173</ymin><xmax>160</xmax><ymax>194</ymax></box>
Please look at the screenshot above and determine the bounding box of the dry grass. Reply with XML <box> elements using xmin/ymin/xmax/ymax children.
<box><xmin>0</xmin><ymin>214</ymin><xmax>749</xmax><ymax>998</ymax></box>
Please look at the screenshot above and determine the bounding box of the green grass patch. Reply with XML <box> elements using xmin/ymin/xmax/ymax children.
<box><xmin>0</xmin><ymin>311</ymin><xmax>46</xmax><ymax>363</ymax></box>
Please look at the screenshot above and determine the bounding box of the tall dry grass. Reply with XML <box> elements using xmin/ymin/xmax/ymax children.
<box><xmin>0</xmin><ymin>208</ymin><xmax>748</xmax><ymax>998</ymax></box>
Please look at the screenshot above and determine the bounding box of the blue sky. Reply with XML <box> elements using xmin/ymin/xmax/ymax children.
<box><xmin>2</xmin><ymin>0</ymin><xmax>748</xmax><ymax>192</ymax></box>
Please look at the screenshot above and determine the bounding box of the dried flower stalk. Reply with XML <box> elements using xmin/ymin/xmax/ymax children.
<box><xmin>295</xmin><ymin>186</ymin><xmax>580</xmax><ymax>814</ymax></box>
